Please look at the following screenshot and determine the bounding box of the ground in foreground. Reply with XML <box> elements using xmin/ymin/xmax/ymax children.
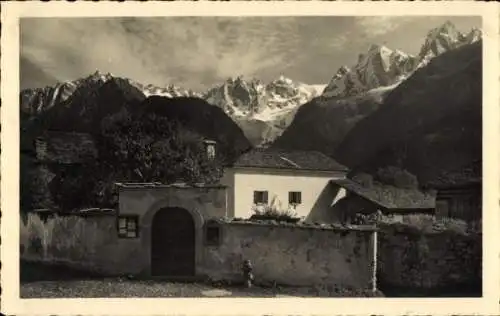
<box><xmin>20</xmin><ymin>261</ymin><xmax>382</xmax><ymax>298</ymax></box>
<box><xmin>21</xmin><ymin>279</ymin><xmax>382</xmax><ymax>298</ymax></box>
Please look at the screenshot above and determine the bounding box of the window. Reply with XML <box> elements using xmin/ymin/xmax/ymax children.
<box><xmin>253</xmin><ymin>191</ymin><xmax>268</xmax><ymax>204</ymax></box>
<box><xmin>117</xmin><ymin>216</ymin><xmax>139</xmax><ymax>238</ymax></box>
<box><xmin>205</xmin><ymin>220</ymin><xmax>221</xmax><ymax>246</ymax></box>
<box><xmin>289</xmin><ymin>191</ymin><xmax>302</xmax><ymax>205</ymax></box>
<box><xmin>207</xmin><ymin>144</ymin><xmax>216</xmax><ymax>160</ymax></box>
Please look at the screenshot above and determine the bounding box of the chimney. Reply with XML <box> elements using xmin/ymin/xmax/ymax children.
<box><xmin>203</xmin><ymin>139</ymin><xmax>217</xmax><ymax>160</ymax></box>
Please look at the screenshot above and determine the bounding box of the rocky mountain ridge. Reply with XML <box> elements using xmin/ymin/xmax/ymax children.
<box><xmin>21</xmin><ymin>21</ymin><xmax>481</xmax><ymax>149</ymax></box>
<box><xmin>272</xmin><ymin>21</ymin><xmax>482</xmax><ymax>158</ymax></box>
<box><xmin>322</xmin><ymin>21</ymin><xmax>481</xmax><ymax>99</ymax></box>
<box><xmin>21</xmin><ymin>72</ymin><xmax>325</xmax><ymax>146</ymax></box>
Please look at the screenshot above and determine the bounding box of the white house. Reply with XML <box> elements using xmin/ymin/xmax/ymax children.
<box><xmin>219</xmin><ymin>147</ymin><xmax>349</xmax><ymax>221</ymax></box>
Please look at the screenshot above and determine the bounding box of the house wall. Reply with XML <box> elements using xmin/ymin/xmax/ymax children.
<box><xmin>313</xmin><ymin>185</ymin><xmax>380</xmax><ymax>224</ymax></box>
<box><xmin>220</xmin><ymin>168</ymin><xmax>346</xmax><ymax>221</ymax></box>
<box><xmin>220</xmin><ymin>170</ymin><xmax>235</xmax><ymax>218</ymax></box>
<box><xmin>435</xmin><ymin>186</ymin><xmax>482</xmax><ymax>221</ymax></box>
<box><xmin>199</xmin><ymin>221</ymin><xmax>377</xmax><ymax>289</ymax></box>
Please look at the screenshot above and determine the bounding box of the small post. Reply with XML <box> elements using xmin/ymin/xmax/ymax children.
<box><xmin>371</xmin><ymin>230</ymin><xmax>378</xmax><ymax>293</ymax></box>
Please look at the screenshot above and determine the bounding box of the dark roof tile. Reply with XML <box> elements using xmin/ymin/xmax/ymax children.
<box><xmin>331</xmin><ymin>178</ymin><xmax>435</xmax><ymax>210</ymax></box>
<box><xmin>233</xmin><ymin>148</ymin><xmax>348</xmax><ymax>172</ymax></box>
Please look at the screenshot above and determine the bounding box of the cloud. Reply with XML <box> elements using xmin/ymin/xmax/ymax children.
<box><xmin>20</xmin><ymin>16</ymin><xmax>481</xmax><ymax>90</ymax></box>
<box><xmin>21</xmin><ymin>17</ymin><xmax>303</xmax><ymax>90</ymax></box>
<box><xmin>353</xmin><ymin>16</ymin><xmax>416</xmax><ymax>37</ymax></box>
<box><xmin>325</xmin><ymin>34</ymin><xmax>350</xmax><ymax>50</ymax></box>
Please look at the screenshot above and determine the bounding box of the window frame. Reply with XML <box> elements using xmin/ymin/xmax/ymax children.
<box><xmin>288</xmin><ymin>191</ymin><xmax>302</xmax><ymax>206</ymax></box>
<box><xmin>204</xmin><ymin>220</ymin><xmax>222</xmax><ymax>246</ymax></box>
<box><xmin>117</xmin><ymin>215</ymin><xmax>140</xmax><ymax>239</ymax></box>
<box><xmin>253</xmin><ymin>190</ymin><xmax>269</xmax><ymax>205</ymax></box>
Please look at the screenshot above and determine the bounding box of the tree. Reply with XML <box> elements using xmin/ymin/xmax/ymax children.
<box><xmin>99</xmin><ymin>111</ymin><xmax>224</xmax><ymax>185</ymax></box>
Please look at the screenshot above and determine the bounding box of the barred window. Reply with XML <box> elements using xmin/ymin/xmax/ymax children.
<box><xmin>118</xmin><ymin>216</ymin><xmax>139</xmax><ymax>238</ymax></box>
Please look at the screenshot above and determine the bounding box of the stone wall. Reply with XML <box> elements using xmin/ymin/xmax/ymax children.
<box><xmin>200</xmin><ymin>220</ymin><xmax>377</xmax><ymax>289</ymax></box>
<box><xmin>21</xmin><ymin>212</ymin><xmax>377</xmax><ymax>290</ymax></box>
<box><xmin>20</xmin><ymin>212</ymin><xmax>144</xmax><ymax>275</ymax></box>
<box><xmin>377</xmin><ymin>224</ymin><xmax>482</xmax><ymax>295</ymax></box>
<box><xmin>118</xmin><ymin>184</ymin><xmax>228</xmax><ymax>219</ymax></box>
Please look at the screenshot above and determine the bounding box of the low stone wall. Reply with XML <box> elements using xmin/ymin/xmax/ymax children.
<box><xmin>200</xmin><ymin>220</ymin><xmax>377</xmax><ymax>289</ymax></box>
<box><xmin>377</xmin><ymin>224</ymin><xmax>482</xmax><ymax>295</ymax></box>
<box><xmin>20</xmin><ymin>212</ymin><xmax>144</xmax><ymax>275</ymax></box>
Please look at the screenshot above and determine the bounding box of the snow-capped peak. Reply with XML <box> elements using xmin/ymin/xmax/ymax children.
<box><xmin>417</xmin><ymin>21</ymin><xmax>481</xmax><ymax>69</ymax></box>
<box><xmin>323</xmin><ymin>43</ymin><xmax>417</xmax><ymax>98</ymax></box>
<box><xmin>323</xmin><ymin>21</ymin><xmax>482</xmax><ymax>99</ymax></box>
<box><xmin>128</xmin><ymin>79</ymin><xmax>201</xmax><ymax>98</ymax></box>
<box><xmin>203</xmin><ymin>75</ymin><xmax>321</xmax><ymax>120</ymax></box>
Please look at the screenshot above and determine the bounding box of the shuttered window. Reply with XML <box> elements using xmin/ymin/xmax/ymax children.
<box><xmin>253</xmin><ymin>191</ymin><xmax>269</xmax><ymax>204</ymax></box>
<box><xmin>289</xmin><ymin>191</ymin><xmax>302</xmax><ymax>205</ymax></box>
<box><xmin>118</xmin><ymin>215</ymin><xmax>139</xmax><ymax>238</ymax></box>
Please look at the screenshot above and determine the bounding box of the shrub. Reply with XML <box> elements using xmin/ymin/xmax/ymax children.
<box><xmin>352</xmin><ymin>212</ymin><xmax>479</xmax><ymax>235</ymax></box>
<box><xmin>375</xmin><ymin>166</ymin><xmax>419</xmax><ymax>189</ymax></box>
<box><xmin>250</xmin><ymin>196</ymin><xmax>299</xmax><ymax>222</ymax></box>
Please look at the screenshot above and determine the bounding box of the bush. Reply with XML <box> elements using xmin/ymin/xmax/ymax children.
<box><xmin>376</xmin><ymin>166</ymin><xmax>419</xmax><ymax>189</ymax></box>
<box><xmin>351</xmin><ymin>212</ymin><xmax>480</xmax><ymax>235</ymax></box>
<box><xmin>250</xmin><ymin>196</ymin><xmax>299</xmax><ymax>222</ymax></box>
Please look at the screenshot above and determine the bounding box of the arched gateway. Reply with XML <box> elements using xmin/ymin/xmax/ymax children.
<box><xmin>115</xmin><ymin>182</ymin><xmax>227</xmax><ymax>277</ymax></box>
<box><xmin>151</xmin><ymin>207</ymin><xmax>196</xmax><ymax>276</ymax></box>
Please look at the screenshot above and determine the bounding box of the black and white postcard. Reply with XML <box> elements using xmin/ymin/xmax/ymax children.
<box><xmin>1</xmin><ymin>1</ymin><xmax>499</xmax><ymax>315</ymax></box>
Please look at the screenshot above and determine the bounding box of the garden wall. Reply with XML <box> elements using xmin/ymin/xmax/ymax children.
<box><xmin>200</xmin><ymin>220</ymin><xmax>377</xmax><ymax>289</ymax></box>
<box><xmin>20</xmin><ymin>212</ymin><xmax>144</xmax><ymax>275</ymax></box>
<box><xmin>377</xmin><ymin>223</ymin><xmax>482</xmax><ymax>295</ymax></box>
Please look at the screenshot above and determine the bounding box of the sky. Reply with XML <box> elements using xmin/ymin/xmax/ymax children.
<box><xmin>20</xmin><ymin>16</ymin><xmax>481</xmax><ymax>91</ymax></box>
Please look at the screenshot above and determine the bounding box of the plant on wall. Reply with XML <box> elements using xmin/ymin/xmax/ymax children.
<box><xmin>250</xmin><ymin>195</ymin><xmax>300</xmax><ymax>223</ymax></box>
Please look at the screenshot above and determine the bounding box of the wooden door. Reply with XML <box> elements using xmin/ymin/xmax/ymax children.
<box><xmin>151</xmin><ymin>207</ymin><xmax>195</xmax><ymax>276</ymax></box>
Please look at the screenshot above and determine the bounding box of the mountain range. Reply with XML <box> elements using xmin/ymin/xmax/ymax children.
<box><xmin>335</xmin><ymin>40</ymin><xmax>482</xmax><ymax>183</ymax></box>
<box><xmin>21</xmin><ymin>72</ymin><xmax>324</xmax><ymax>146</ymax></box>
<box><xmin>21</xmin><ymin>21</ymin><xmax>481</xmax><ymax>148</ymax></box>
<box><xmin>322</xmin><ymin>21</ymin><xmax>481</xmax><ymax>99</ymax></box>
<box><xmin>20</xmin><ymin>21</ymin><xmax>482</xmax><ymax>210</ymax></box>
<box><xmin>272</xmin><ymin>21</ymin><xmax>482</xmax><ymax>167</ymax></box>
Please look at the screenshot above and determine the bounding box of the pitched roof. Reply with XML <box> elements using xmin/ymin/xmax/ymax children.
<box><xmin>36</xmin><ymin>131</ymin><xmax>98</xmax><ymax>164</ymax></box>
<box><xmin>330</xmin><ymin>178</ymin><xmax>435</xmax><ymax>210</ymax></box>
<box><xmin>232</xmin><ymin>148</ymin><xmax>349</xmax><ymax>172</ymax></box>
<box><xmin>427</xmin><ymin>160</ymin><xmax>482</xmax><ymax>188</ymax></box>
<box><xmin>115</xmin><ymin>182</ymin><xmax>227</xmax><ymax>189</ymax></box>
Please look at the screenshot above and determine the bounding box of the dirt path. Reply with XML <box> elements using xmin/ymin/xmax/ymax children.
<box><xmin>21</xmin><ymin>279</ymin><xmax>305</xmax><ymax>298</ymax></box>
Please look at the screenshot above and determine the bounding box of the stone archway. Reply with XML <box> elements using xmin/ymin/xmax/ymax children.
<box><xmin>151</xmin><ymin>207</ymin><xmax>196</xmax><ymax>276</ymax></box>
